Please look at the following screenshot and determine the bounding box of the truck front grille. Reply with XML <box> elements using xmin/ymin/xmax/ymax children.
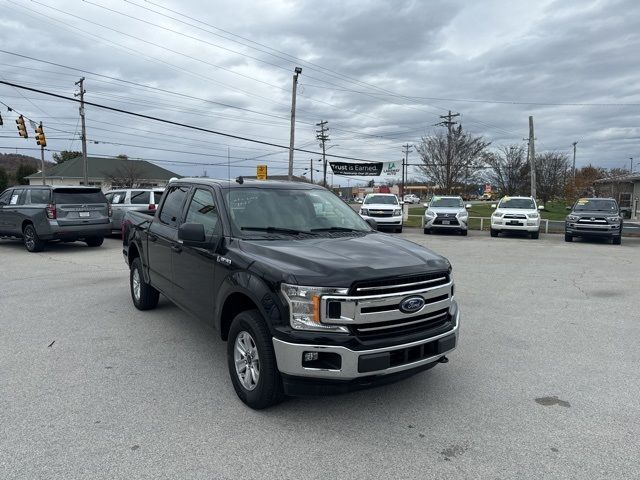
<box><xmin>368</xmin><ymin>211</ymin><xmax>394</xmax><ymax>218</ymax></box>
<box><xmin>352</xmin><ymin>308</ymin><xmax>452</xmax><ymax>338</ymax></box>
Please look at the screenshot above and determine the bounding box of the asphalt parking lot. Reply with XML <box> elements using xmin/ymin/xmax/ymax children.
<box><xmin>1</xmin><ymin>231</ymin><xmax>639</xmax><ymax>480</ymax></box>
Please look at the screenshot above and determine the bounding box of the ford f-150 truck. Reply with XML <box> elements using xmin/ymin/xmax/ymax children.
<box><xmin>123</xmin><ymin>178</ymin><xmax>459</xmax><ymax>409</ymax></box>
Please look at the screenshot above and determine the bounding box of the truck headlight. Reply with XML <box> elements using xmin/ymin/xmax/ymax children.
<box><xmin>567</xmin><ymin>214</ymin><xmax>579</xmax><ymax>221</ymax></box>
<box><xmin>393</xmin><ymin>209</ymin><xmax>401</xmax><ymax>216</ymax></box>
<box><xmin>457</xmin><ymin>211</ymin><xmax>468</xmax><ymax>219</ymax></box>
<box><xmin>360</xmin><ymin>208</ymin><xmax>369</xmax><ymax>216</ymax></box>
<box><xmin>425</xmin><ymin>210</ymin><xmax>435</xmax><ymax>218</ymax></box>
<box><xmin>606</xmin><ymin>216</ymin><xmax>621</xmax><ymax>223</ymax></box>
<box><xmin>492</xmin><ymin>212</ymin><xmax>504</xmax><ymax>218</ymax></box>
<box><xmin>281</xmin><ymin>284</ymin><xmax>349</xmax><ymax>333</ymax></box>
<box><xmin>527</xmin><ymin>213</ymin><xmax>539</xmax><ymax>219</ymax></box>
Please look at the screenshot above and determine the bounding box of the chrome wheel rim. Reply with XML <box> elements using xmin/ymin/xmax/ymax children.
<box><xmin>24</xmin><ymin>227</ymin><xmax>35</xmax><ymax>250</ymax></box>
<box><xmin>132</xmin><ymin>268</ymin><xmax>141</xmax><ymax>301</ymax></box>
<box><xmin>234</xmin><ymin>331</ymin><xmax>260</xmax><ymax>391</ymax></box>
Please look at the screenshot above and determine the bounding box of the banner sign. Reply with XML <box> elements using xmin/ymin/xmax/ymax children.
<box><xmin>381</xmin><ymin>162</ymin><xmax>401</xmax><ymax>176</ymax></box>
<box><xmin>329</xmin><ymin>162</ymin><xmax>383</xmax><ymax>176</ymax></box>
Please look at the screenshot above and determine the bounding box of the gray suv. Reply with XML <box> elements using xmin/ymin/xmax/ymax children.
<box><xmin>423</xmin><ymin>196</ymin><xmax>471</xmax><ymax>236</ymax></box>
<box><xmin>565</xmin><ymin>197</ymin><xmax>623</xmax><ymax>244</ymax></box>
<box><xmin>0</xmin><ymin>186</ymin><xmax>111</xmax><ymax>252</ymax></box>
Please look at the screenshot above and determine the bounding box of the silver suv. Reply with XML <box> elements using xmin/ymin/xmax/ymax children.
<box><xmin>105</xmin><ymin>188</ymin><xmax>164</xmax><ymax>233</ymax></box>
<box><xmin>423</xmin><ymin>196</ymin><xmax>471</xmax><ymax>236</ymax></box>
<box><xmin>0</xmin><ymin>186</ymin><xmax>111</xmax><ymax>252</ymax></box>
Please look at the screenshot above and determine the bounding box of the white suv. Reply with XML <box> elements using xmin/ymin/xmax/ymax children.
<box><xmin>403</xmin><ymin>194</ymin><xmax>420</xmax><ymax>204</ymax></box>
<box><xmin>359</xmin><ymin>193</ymin><xmax>403</xmax><ymax>233</ymax></box>
<box><xmin>490</xmin><ymin>196</ymin><xmax>543</xmax><ymax>239</ymax></box>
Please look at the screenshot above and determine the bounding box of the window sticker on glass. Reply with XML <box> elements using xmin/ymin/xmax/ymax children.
<box><xmin>113</xmin><ymin>194</ymin><xmax>122</xmax><ymax>203</ymax></box>
<box><xmin>10</xmin><ymin>194</ymin><xmax>19</xmax><ymax>205</ymax></box>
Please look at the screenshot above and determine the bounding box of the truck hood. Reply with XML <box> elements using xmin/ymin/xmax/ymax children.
<box><xmin>569</xmin><ymin>210</ymin><xmax>617</xmax><ymax>218</ymax></box>
<box><xmin>495</xmin><ymin>208</ymin><xmax>537</xmax><ymax>215</ymax></box>
<box><xmin>361</xmin><ymin>203</ymin><xmax>399</xmax><ymax>210</ymax></box>
<box><xmin>237</xmin><ymin>232</ymin><xmax>449</xmax><ymax>287</ymax></box>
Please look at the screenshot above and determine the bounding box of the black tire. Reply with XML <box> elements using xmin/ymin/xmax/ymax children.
<box><xmin>613</xmin><ymin>236</ymin><xmax>622</xmax><ymax>245</ymax></box>
<box><xmin>396</xmin><ymin>226</ymin><xmax>403</xmax><ymax>233</ymax></box>
<box><xmin>227</xmin><ymin>309</ymin><xmax>284</xmax><ymax>410</ymax></box>
<box><xmin>490</xmin><ymin>228</ymin><xmax>498</xmax><ymax>238</ymax></box>
<box><xmin>531</xmin><ymin>231</ymin><xmax>540</xmax><ymax>239</ymax></box>
<box><xmin>85</xmin><ymin>236</ymin><xmax>104</xmax><ymax>247</ymax></box>
<box><xmin>23</xmin><ymin>223</ymin><xmax>45</xmax><ymax>252</ymax></box>
<box><xmin>130</xmin><ymin>257</ymin><xmax>159</xmax><ymax>310</ymax></box>
<box><xmin>423</xmin><ymin>228</ymin><xmax>431</xmax><ymax>235</ymax></box>
<box><xmin>461</xmin><ymin>229</ymin><xmax>468</xmax><ymax>236</ymax></box>
<box><xmin>565</xmin><ymin>234</ymin><xmax>573</xmax><ymax>242</ymax></box>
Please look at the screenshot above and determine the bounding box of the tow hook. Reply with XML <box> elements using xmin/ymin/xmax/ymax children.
<box><xmin>439</xmin><ymin>356</ymin><xmax>449</xmax><ymax>363</ymax></box>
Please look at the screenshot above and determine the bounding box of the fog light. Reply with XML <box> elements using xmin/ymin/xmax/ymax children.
<box><xmin>304</xmin><ymin>352</ymin><xmax>319</xmax><ymax>362</ymax></box>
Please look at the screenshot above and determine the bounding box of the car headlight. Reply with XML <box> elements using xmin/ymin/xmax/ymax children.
<box><xmin>527</xmin><ymin>213</ymin><xmax>539</xmax><ymax>219</ymax></box>
<box><xmin>567</xmin><ymin>214</ymin><xmax>579</xmax><ymax>221</ymax></box>
<box><xmin>393</xmin><ymin>209</ymin><xmax>401</xmax><ymax>216</ymax></box>
<box><xmin>425</xmin><ymin>210</ymin><xmax>435</xmax><ymax>218</ymax></box>
<box><xmin>606</xmin><ymin>216</ymin><xmax>621</xmax><ymax>223</ymax></box>
<box><xmin>360</xmin><ymin>208</ymin><xmax>369</xmax><ymax>215</ymax></box>
<box><xmin>492</xmin><ymin>212</ymin><xmax>504</xmax><ymax>218</ymax></box>
<box><xmin>457</xmin><ymin>211</ymin><xmax>468</xmax><ymax>219</ymax></box>
<box><xmin>280</xmin><ymin>284</ymin><xmax>349</xmax><ymax>333</ymax></box>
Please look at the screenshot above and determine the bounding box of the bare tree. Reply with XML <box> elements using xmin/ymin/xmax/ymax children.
<box><xmin>535</xmin><ymin>151</ymin><xmax>570</xmax><ymax>204</ymax></box>
<box><xmin>484</xmin><ymin>145</ymin><xmax>530</xmax><ymax>196</ymax></box>
<box><xmin>416</xmin><ymin>127</ymin><xmax>490</xmax><ymax>193</ymax></box>
<box><xmin>105</xmin><ymin>163</ymin><xmax>143</xmax><ymax>188</ymax></box>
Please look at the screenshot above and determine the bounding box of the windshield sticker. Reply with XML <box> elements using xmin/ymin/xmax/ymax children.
<box><xmin>113</xmin><ymin>194</ymin><xmax>121</xmax><ymax>203</ymax></box>
<box><xmin>432</xmin><ymin>196</ymin><xmax>440</xmax><ymax>201</ymax></box>
<box><xmin>502</xmin><ymin>196</ymin><xmax>511</xmax><ymax>201</ymax></box>
<box><xmin>10</xmin><ymin>194</ymin><xmax>19</xmax><ymax>205</ymax></box>
<box><xmin>577</xmin><ymin>199</ymin><xmax>588</xmax><ymax>205</ymax></box>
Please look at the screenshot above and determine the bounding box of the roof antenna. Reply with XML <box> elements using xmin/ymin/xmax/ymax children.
<box><xmin>235</xmin><ymin>176</ymin><xmax>244</xmax><ymax>185</ymax></box>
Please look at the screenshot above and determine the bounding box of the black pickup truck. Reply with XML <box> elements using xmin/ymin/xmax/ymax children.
<box><xmin>123</xmin><ymin>178</ymin><xmax>459</xmax><ymax>409</ymax></box>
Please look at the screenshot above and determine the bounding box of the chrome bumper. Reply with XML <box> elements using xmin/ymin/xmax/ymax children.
<box><xmin>273</xmin><ymin>309</ymin><xmax>459</xmax><ymax>380</ymax></box>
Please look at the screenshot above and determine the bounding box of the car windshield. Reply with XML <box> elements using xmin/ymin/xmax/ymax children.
<box><xmin>364</xmin><ymin>195</ymin><xmax>397</xmax><ymax>205</ymax></box>
<box><xmin>573</xmin><ymin>199</ymin><xmax>618</xmax><ymax>212</ymax></box>
<box><xmin>499</xmin><ymin>198</ymin><xmax>535</xmax><ymax>209</ymax></box>
<box><xmin>430</xmin><ymin>197</ymin><xmax>463</xmax><ymax>208</ymax></box>
<box><xmin>225</xmin><ymin>187</ymin><xmax>371</xmax><ymax>235</ymax></box>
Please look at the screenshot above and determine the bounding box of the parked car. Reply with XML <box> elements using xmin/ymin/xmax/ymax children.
<box><xmin>565</xmin><ymin>197</ymin><xmax>622</xmax><ymax>244</ymax></box>
<box><xmin>359</xmin><ymin>193</ymin><xmax>403</xmax><ymax>233</ymax></box>
<box><xmin>123</xmin><ymin>179</ymin><xmax>459</xmax><ymax>409</ymax></box>
<box><xmin>490</xmin><ymin>196</ymin><xmax>542</xmax><ymax>239</ymax></box>
<box><xmin>0</xmin><ymin>185</ymin><xmax>111</xmax><ymax>252</ymax></box>
<box><xmin>403</xmin><ymin>194</ymin><xmax>420</xmax><ymax>204</ymax></box>
<box><xmin>423</xmin><ymin>196</ymin><xmax>471</xmax><ymax>236</ymax></box>
<box><xmin>105</xmin><ymin>188</ymin><xmax>165</xmax><ymax>233</ymax></box>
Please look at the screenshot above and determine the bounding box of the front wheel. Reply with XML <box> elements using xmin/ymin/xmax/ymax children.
<box><xmin>423</xmin><ymin>228</ymin><xmax>431</xmax><ymax>235</ymax></box>
<box><xmin>531</xmin><ymin>231</ymin><xmax>540</xmax><ymax>239</ymax></box>
<box><xmin>23</xmin><ymin>224</ymin><xmax>45</xmax><ymax>252</ymax></box>
<box><xmin>612</xmin><ymin>236</ymin><xmax>622</xmax><ymax>245</ymax></box>
<box><xmin>227</xmin><ymin>310</ymin><xmax>284</xmax><ymax>409</ymax></box>
<box><xmin>565</xmin><ymin>233</ymin><xmax>573</xmax><ymax>242</ymax></box>
<box><xmin>396</xmin><ymin>226</ymin><xmax>403</xmax><ymax>233</ymax></box>
<box><xmin>490</xmin><ymin>228</ymin><xmax>498</xmax><ymax>238</ymax></box>
<box><xmin>130</xmin><ymin>257</ymin><xmax>159</xmax><ymax>310</ymax></box>
<box><xmin>460</xmin><ymin>229</ymin><xmax>468</xmax><ymax>236</ymax></box>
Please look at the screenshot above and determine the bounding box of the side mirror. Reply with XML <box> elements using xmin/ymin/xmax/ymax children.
<box><xmin>178</xmin><ymin>223</ymin><xmax>209</xmax><ymax>248</ymax></box>
<box><xmin>491</xmin><ymin>204</ymin><xmax>497</xmax><ymax>209</ymax></box>
<box><xmin>423</xmin><ymin>203</ymin><xmax>429</xmax><ymax>208</ymax></box>
<box><xmin>538</xmin><ymin>205</ymin><xmax>544</xmax><ymax>210</ymax></box>
<box><xmin>465</xmin><ymin>204</ymin><xmax>472</xmax><ymax>209</ymax></box>
<box><xmin>365</xmin><ymin>218</ymin><xmax>378</xmax><ymax>230</ymax></box>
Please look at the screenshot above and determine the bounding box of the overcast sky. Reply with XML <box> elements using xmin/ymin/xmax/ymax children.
<box><xmin>1</xmin><ymin>0</ymin><xmax>639</xmax><ymax>185</ymax></box>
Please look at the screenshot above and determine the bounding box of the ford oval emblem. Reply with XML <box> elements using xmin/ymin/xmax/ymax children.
<box><xmin>399</xmin><ymin>295</ymin><xmax>425</xmax><ymax>314</ymax></box>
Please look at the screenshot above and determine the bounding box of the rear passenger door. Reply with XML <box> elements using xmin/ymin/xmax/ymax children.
<box><xmin>147</xmin><ymin>184</ymin><xmax>189</xmax><ymax>296</ymax></box>
<box><xmin>0</xmin><ymin>189</ymin><xmax>13</xmax><ymax>234</ymax></box>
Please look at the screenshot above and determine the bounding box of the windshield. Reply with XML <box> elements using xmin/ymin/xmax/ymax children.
<box><xmin>225</xmin><ymin>188</ymin><xmax>371</xmax><ymax>235</ymax></box>
<box><xmin>430</xmin><ymin>197</ymin><xmax>463</xmax><ymax>208</ymax></box>
<box><xmin>573</xmin><ymin>199</ymin><xmax>618</xmax><ymax>212</ymax></box>
<box><xmin>364</xmin><ymin>195</ymin><xmax>397</xmax><ymax>205</ymax></box>
<box><xmin>498</xmin><ymin>198</ymin><xmax>535</xmax><ymax>209</ymax></box>
<box><xmin>53</xmin><ymin>188</ymin><xmax>106</xmax><ymax>204</ymax></box>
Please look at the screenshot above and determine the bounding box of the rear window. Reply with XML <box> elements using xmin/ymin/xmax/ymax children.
<box><xmin>53</xmin><ymin>189</ymin><xmax>106</xmax><ymax>204</ymax></box>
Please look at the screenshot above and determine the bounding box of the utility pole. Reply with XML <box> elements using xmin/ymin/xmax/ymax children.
<box><xmin>401</xmin><ymin>143</ymin><xmax>412</xmax><ymax>199</ymax></box>
<box><xmin>310</xmin><ymin>158</ymin><xmax>316</xmax><ymax>183</ymax></box>
<box><xmin>316</xmin><ymin>120</ymin><xmax>329</xmax><ymax>186</ymax></box>
<box><xmin>630</xmin><ymin>157</ymin><xmax>634</xmax><ymax>173</ymax></box>
<box><xmin>288</xmin><ymin>67</ymin><xmax>302</xmax><ymax>181</ymax></box>
<box><xmin>572</xmin><ymin>141</ymin><xmax>578</xmax><ymax>181</ymax></box>
<box><xmin>438</xmin><ymin>110</ymin><xmax>460</xmax><ymax>193</ymax></box>
<box><xmin>75</xmin><ymin>77</ymin><xmax>88</xmax><ymax>186</ymax></box>
<box><xmin>529</xmin><ymin>116</ymin><xmax>536</xmax><ymax>199</ymax></box>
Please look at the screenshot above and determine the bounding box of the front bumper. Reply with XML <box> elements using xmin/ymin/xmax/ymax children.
<box><xmin>360</xmin><ymin>214</ymin><xmax>403</xmax><ymax>227</ymax></box>
<box><xmin>491</xmin><ymin>218</ymin><xmax>539</xmax><ymax>232</ymax></box>
<box><xmin>425</xmin><ymin>216</ymin><xmax>467</xmax><ymax>230</ymax></box>
<box><xmin>566</xmin><ymin>222</ymin><xmax>620</xmax><ymax>237</ymax></box>
<box><xmin>272</xmin><ymin>308</ymin><xmax>459</xmax><ymax>381</ymax></box>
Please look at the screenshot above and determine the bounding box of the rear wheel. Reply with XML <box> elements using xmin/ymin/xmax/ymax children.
<box><xmin>23</xmin><ymin>224</ymin><xmax>45</xmax><ymax>252</ymax></box>
<box><xmin>130</xmin><ymin>257</ymin><xmax>159</xmax><ymax>310</ymax></box>
<box><xmin>565</xmin><ymin>233</ymin><xmax>573</xmax><ymax>242</ymax></box>
<box><xmin>227</xmin><ymin>310</ymin><xmax>284</xmax><ymax>409</ymax></box>
<box><xmin>531</xmin><ymin>231</ymin><xmax>540</xmax><ymax>239</ymax></box>
<box><xmin>85</xmin><ymin>236</ymin><xmax>104</xmax><ymax>247</ymax></box>
<box><xmin>490</xmin><ymin>228</ymin><xmax>498</xmax><ymax>238</ymax></box>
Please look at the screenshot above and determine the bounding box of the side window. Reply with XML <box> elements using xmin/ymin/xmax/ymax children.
<box><xmin>184</xmin><ymin>188</ymin><xmax>219</xmax><ymax>239</ymax></box>
<box><xmin>159</xmin><ymin>185</ymin><xmax>189</xmax><ymax>227</ymax></box>
<box><xmin>28</xmin><ymin>189</ymin><xmax>51</xmax><ymax>205</ymax></box>
<box><xmin>130</xmin><ymin>190</ymin><xmax>149</xmax><ymax>205</ymax></box>
<box><xmin>0</xmin><ymin>190</ymin><xmax>12</xmax><ymax>206</ymax></box>
<box><xmin>104</xmin><ymin>192</ymin><xmax>114</xmax><ymax>203</ymax></box>
<box><xmin>110</xmin><ymin>192</ymin><xmax>126</xmax><ymax>204</ymax></box>
<box><xmin>10</xmin><ymin>189</ymin><xmax>25</xmax><ymax>205</ymax></box>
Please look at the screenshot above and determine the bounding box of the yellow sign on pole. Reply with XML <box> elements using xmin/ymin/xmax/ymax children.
<box><xmin>257</xmin><ymin>164</ymin><xmax>268</xmax><ymax>180</ymax></box>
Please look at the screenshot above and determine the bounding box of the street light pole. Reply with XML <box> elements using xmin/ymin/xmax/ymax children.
<box><xmin>288</xmin><ymin>67</ymin><xmax>302</xmax><ymax>182</ymax></box>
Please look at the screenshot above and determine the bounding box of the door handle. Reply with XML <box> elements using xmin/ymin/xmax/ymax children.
<box><xmin>171</xmin><ymin>243</ymin><xmax>182</xmax><ymax>253</ymax></box>
<box><xmin>148</xmin><ymin>233</ymin><xmax>158</xmax><ymax>242</ymax></box>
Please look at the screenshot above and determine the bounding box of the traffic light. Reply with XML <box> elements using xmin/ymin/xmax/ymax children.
<box><xmin>16</xmin><ymin>115</ymin><xmax>28</xmax><ymax>138</ymax></box>
<box><xmin>35</xmin><ymin>123</ymin><xmax>47</xmax><ymax>147</ymax></box>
